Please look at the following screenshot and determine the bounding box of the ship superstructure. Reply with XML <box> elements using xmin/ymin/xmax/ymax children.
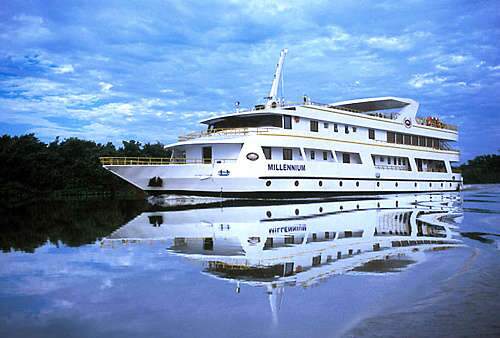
<box><xmin>101</xmin><ymin>50</ymin><xmax>462</xmax><ymax>197</ymax></box>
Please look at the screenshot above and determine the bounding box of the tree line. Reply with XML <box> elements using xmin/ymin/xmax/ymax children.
<box><xmin>457</xmin><ymin>154</ymin><xmax>500</xmax><ymax>184</ymax></box>
<box><xmin>0</xmin><ymin>134</ymin><xmax>171</xmax><ymax>203</ymax></box>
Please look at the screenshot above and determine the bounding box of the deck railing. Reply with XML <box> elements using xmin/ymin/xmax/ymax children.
<box><xmin>415</xmin><ymin>117</ymin><xmax>457</xmax><ymax>131</ymax></box>
<box><xmin>178</xmin><ymin>127</ymin><xmax>274</xmax><ymax>141</ymax></box>
<box><xmin>374</xmin><ymin>165</ymin><xmax>411</xmax><ymax>171</ymax></box>
<box><xmin>100</xmin><ymin>157</ymin><xmax>237</xmax><ymax>165</ymax></box>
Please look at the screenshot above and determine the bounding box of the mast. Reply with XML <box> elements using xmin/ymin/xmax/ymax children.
<box><xmin>266</xmin><ymin>48</ymin><xmax>288</xmax><ymax>108</ymax></box>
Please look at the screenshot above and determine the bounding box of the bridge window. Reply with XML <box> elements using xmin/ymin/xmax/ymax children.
<box><xmin>334</xmin><ymin>123</ymin><xmax>338</xmax><ymax>132</ymax></box>
<box><xmin>387</xmin><ymin>132</ymin><xmax>395</xmax><ymax>143</ymax></box>
<box><xmin>283</xmin><ymin>148</ymin><xmax>293</xmax><ymax>160</ymax></box>
<box><xmin>310</xmin><ymin>150</ymin><xmax>315</xmax><ymax>160</ymax></box>
<box><xmin>368</xmin><ymin>129</ymin><xmax>375</xmax><ymax>140</ymax></box>
<box><xmin>262</xmin><ymin>147</ymin><xmax>272</xmax><ymax>160</ymax></box>
<box><xmin>323</xmin><ymin>151</ymin><xmax>328</xmax><ymax>160</ymax></box>
<box><xmin>283</xmin><ymin>115</ymin><xmax>292</xmax><ymax>129</ymax></box>
<box><xmin>310</xmin><ymin>120</ymin><xmax>318</xmax><ymax>132</ymax></box>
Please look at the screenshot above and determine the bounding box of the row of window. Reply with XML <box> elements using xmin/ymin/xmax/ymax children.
<box><xmin>285</xmin><ymin>115</ymin><xmax>447</xmax><ymax>151</ymax></box>
<box><xmin>387</xmin><ymin>132</ymin><xmax>444</xmax><ymax>149</ymax></box>
<box><xmin>310</xmin><ymin>119</ymin><xmax>357</xmax><ymax>134</ymax></box>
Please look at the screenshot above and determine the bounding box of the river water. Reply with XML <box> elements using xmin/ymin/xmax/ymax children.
<box><xmin>0</xmin><ymin>185</ymin><xmax>499</xmax><ymax>337</ymax></box>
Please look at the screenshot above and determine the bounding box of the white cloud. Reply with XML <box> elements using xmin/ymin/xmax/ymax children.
<box><xmin>53</xmin><ymin>64</ymin><xmax>75</xmax><ymax>74</ymax></box>
<box><xmin>99</xmin><ymin>82</ymin><xmax>113</xmax><ymax>92</ymax></box>
<box><xmin>408</xmin><ymin>73</ymin><xmax>447</xmax><ymax>88</ymax></box>
<box><xmin>365</xmin><ymin>36</ymin><xmax>412</xmax><ymax>51</ymax></box>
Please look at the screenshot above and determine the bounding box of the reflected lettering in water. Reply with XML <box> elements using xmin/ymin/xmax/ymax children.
<box><xmin>102</xmin><ymin>193</ymin><xmax>463</xmax><ymax>322</ymax></box>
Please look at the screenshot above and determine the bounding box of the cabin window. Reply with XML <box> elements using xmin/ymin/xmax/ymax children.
<box><xmin>396</xmin><ymin>133</ymin><xmax>403</xmax><ymax>144</ymax></box>
<box><xmin>262</xmin><ymin>147</ymin><xmax>272</xmax><ymax>160</ymax></box>
<box><xmin>324</xmin><ymin>122</ymin><xmax>329</xmax><ymax>128</ymax></box>
<box><xmin>352</xmin><ymin>126</ymin><xmax>357</xmax><ymax>132</ymax></box>
<box><xmin>334</xmin><ymin>123</ymin><xmax>338</xmax><ymax>132</ymax></box>
<box><xmin>283</xmin><ymin>148</ymin><xmax>293</xmax><ymax>160</ymax></box>
<box><xmin>310</xmin><ymin>150</ymin><xmax>315</xmax><ymax>160</ymax></box>
<box><xmin>388</xmin><ymin>157</ymin><xmax>391</xmax><ymax>164</ymax></box>
<box><xmin>404</xmin><ymin>134</ymin><xmax>411</xmax><ymax>145</ymax></box>
<box><xmin>402</xmin><ymin>158</ymin><xmax>406</xmax><ymax>165</ymax></box>
<box><xmin>398</xmin><ymin>158</ymin><xmax>402</xmax><ymax>165</ymax></box>
<box><xmin>433</xmin><ymin>139</ymin><xmax>440</xmax><ymax>149</ymax></box>
<box><xmin>426</xmin><ymin>137</ymin><xmax>433</xmax><ymax>148</ymax></box>
<box><xmin>387</xmin><ymin>132</ymin><xmax>395</xmax><ymax>143</ymax></box>
<box><xmin>323</xmin><ymin>151</ymin><xmax>328</xmax><ymax>161</ymax></box>
<box><xmin>283</xmin><ymin>115</ymin><xmax>292</xmax><ymax>129</ymax></box>
<box><xmin>345</xmin><ymin>125</ymin><xmax>349</xmax><ymax>134</ymax></box>
<box><xmin>310</xmin><ymin>120</ymin><xmax>319</xmax><ymax>132</ymax></box>
<box><xmin>343</xmin><ymin>153</ymin><xmax>350</xmax><ymax>163</ymax></box>
<box><xmin>209</xmin><ymin>114</ymin><xmax>282</xmax><ymax>129</ymax></box>
<box><xmin>368</xmin><ymin>129</ymin><xmax>375</xmax><ymax>140</ymax></box>
<box><xmin>202</xmin><ymin>147</ymin><xmax>212</xmax><ymax>164</ymax></box>
<box><xmin>411</xmin><ymin>135</ymin><xmax>418</xmax><ymax>146</ymax></box>
<box><xmin>380</xmin><ymin>156</ymin><xmax>385</xmax><ymax>162</ymax></box>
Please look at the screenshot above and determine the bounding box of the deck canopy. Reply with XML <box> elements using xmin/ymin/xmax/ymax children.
<box><xmin>328</xmin><ymin>97</ymin><xmax>415</xmax><ymax>112</ymax></box>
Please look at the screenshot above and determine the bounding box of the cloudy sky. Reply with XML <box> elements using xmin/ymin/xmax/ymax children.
<box><xmin>1</xmin><ymin>0</ymin><xmax>499</xmax><ymax>161</ymax></box>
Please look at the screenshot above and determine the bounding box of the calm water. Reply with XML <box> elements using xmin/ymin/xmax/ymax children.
<box><xmin>1</xmin><ymin>186</ymin><xmax>499</xmax><ymax>338</ymax></box>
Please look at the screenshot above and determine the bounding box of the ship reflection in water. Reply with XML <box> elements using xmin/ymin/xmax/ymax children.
<box><xmin>103</xmin><ymin>193</ymin><xmax>463</xmax><ymax>323</ymax></box>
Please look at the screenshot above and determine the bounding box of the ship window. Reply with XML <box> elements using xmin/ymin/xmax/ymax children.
<box><xmin>411</xmin><ymin>135</ymin><xmax>418</xmax><ymax>146</ymax></box>
<box><xmin>368</xmin><ymin>129</ymin><xmax>375</xmax><ymax>140</ymax></box>
<box><xmin>202</xmin><ymin>146</ymin><xmax>212</xmax><ymax>164</ymax></box>
<box><xmin>203</xmin><ymin>238</ymin><xmax>214</xmax><ymax>251</ymax></box>
<box><xmin>334</xmin><ymin>123</ymin><xmax>338</xmax><ymax>132</ymax></box>
<box><xmin>283</xmin><ymin>115</ymin><xmax>292</xmax><ymax>129</ymax></box>
<box><xmin>433</xmin><ymin>139</ymin><xmax>440</xmax><ymax>149</ymax></box>
<box><xmin>323</xmin><ymin>151</ymin><xmax>328</xmax><ymax>161</ymax></box>
<box><xmin>345</xmin><ymin>125</ymin><xmax>349</xmax><ymax>134</ymax></box>
<box><xmin>283</xmin><ymin>148</ymin><xmax>293</xmax><ymax>160</ymax></box>
<box><xmin>352</xmin><ymin>126</ymin><xmax>357</xmax><ymax>132</ymax></box>
<box><xmin>388</xmin><ymin>157</ymin><xmax>391</xmax><ymax>164</ymax></box>
<box><xmin>312</xmin><ymin>255</ymin><xmax>321</xmax><ymax>266</ymax></box>
<box><xmin>426</xmin><ymin>137</ymin><xmax>433</xmax><ymax>148</ymax></box>
<box><xmin>396</xmin><ymin>133</ymin><xmax>403</xmax><ymax>144</ymax></box>
<box><xmin>418</xmin><ymin>136</ymin><xmax>426</xmax><ymax>147</ymax></box>
<box><xmin>342</xmin><ymin>153</ymin><xmax>350</xmax><ymax>163</ymax></box>
<box><xmin>380</xmin><ymin>156</ymin><xmax>385</xmax><ymax>162</ymax></box>
<box><xmin>310</xmin><ymin>120</ymin><xmax>318</xmax><ymax>132</ymax></box>
<box><xmin>387</xmin><ymin>132</ymin><xmax>395</xmax><ymax>143</ymax></box>
<box><xmin>262</xmin><ymin>147</ymin><xmax>272</xmax><ymax>160</ymax></box>
<box><xmin>324</xmin><ymin>122</ymin><xmax>329</xmax><ymax>128</ymax></box>
<box><xmin>310</xmin><ymin>150</ymin><xmax>315</xmax><ymax>160</ymax></box>
<box><xmin>398</xmin><ymin>158</ymin><xmax>402</xmax><ymax>165</ymax></box>
<box><xmin>402</xmin><ymin>158</ymin><xmax>406</xmax><ymax>165</ymax></box>
<box><xmin>210</xmin><ymin>114</ymin><xmax>282</xmax><ymax>129</ymax></box>
<box><xmin>404</xmin><ymin>134</ymin><xmax>411</xmax><ymax>145</ymax></box>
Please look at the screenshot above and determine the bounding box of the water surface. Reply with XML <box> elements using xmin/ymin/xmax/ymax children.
<box><xmin>1</xmin><ymin>186</ymin><xmax>499</xmax><ymax>337</ymax></box>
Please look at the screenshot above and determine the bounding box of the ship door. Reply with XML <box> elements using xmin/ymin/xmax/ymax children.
<box><xmin>202</xmin><ymin>146</ymin><xmax>212</xmax><ymax>164</ymax></box>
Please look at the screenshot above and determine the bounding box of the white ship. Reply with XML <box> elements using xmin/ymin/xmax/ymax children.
<box><xmin>101</xmin><ymin>49</ymin><xmax>462</xmax><ymax>197</ymax></box>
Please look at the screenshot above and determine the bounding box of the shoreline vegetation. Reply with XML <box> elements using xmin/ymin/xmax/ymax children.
<box><xmin>1</xmin><ymin>134</ymin><xmax>499</xmax><ymax>206</ymax></box>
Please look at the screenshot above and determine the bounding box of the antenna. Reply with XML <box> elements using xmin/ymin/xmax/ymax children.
<box><xmin>266</xmin><ymin>48</ymin><xmax>288</xmax><ymax>108</ymax></box>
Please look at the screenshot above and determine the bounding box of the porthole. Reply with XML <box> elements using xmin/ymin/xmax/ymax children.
<box><xmin>295</xmin><ymin>208</ymin><xmax>300</xmax><ymax>215</ymax></box>
<box><xmin>377</xmin><ymin>202</ymin><xmax>380</xmax><ymax>208</ymax></box>
<box><xmin>319</xmin><ymin>207</ymin><xmax>323</xmax><ymax>213</ymax></box>
<box><xmin>340</xmin><ymin>205</ymin><xmax>343</xmax><ymax>210</ymax></box>
<box><xmin>356</xmin><ymin>181</ymin><xmax>360</xmax><ymax>187</ymax></box>
<box><xmin>396</xmin><ymin>201</ymin><xmax>399</xmax><ymax>207</ymax></box>
<box><xmin>266</xmin><ymin>180</ymin><xmax>271</xmax><ymax>187</ymax></box>
<box><xmin>294</xmin><ymin>180</ymin><xmax>299</xmax><ymax>187</ymax></box>
<box><xmin>414</xmin><ymin>182</ymin><xmax>417</xmax><ymax>188</ymax></box>
<box><xmin>429</xmin><ymin>183</ymin><xmax>432</xmax><ymax>187</ymax></box>
<box><xmin>449</xmin><ymin>183</ymin><xmax>452</xmax><ymax>187</ymax></box>
<box><xmin>339</xmin><ymin>181</ymin><xmax>343</xmax><ymax>187</ymax></box>
<box><xmin>395</xmin><ymin>182</ymin><xmax>399</xmax><ymax>187</ymax></box>
<box><xmin>266</xmin><ymin>211</ymin><xmax>272</xmax><ymax>218</ymax></box>
<box><xmin>319</xmin><ymin>180</ymin><xmax>323</xmax><ymax>187</ymax></box>
<box><xmin>377</xmin><ymin>182</ymin><xmax>380</xmax><ymax>187</ymax></box>
<box><xmin>356</xmin><ymin>204</ymin><xmax>359</xmax><ymax>209</ymax></box>
<box><xmin>246</xmin><ymin>152</ymin><xmax>259</xmax><ymax>161</ymax></box>
<box><xmin>441</xmin><ymin>183</ymin><xmax>443</xmax><ymax>188</ymax></box>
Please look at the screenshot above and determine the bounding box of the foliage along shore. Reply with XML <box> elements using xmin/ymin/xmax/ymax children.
<box><xmin>0</xmin><ymin>134</ymin><xmax>171</xmax><ymax>206</ymax></box>
<box><xmin>1</xmin><ymin>134</ymin><xmax>499</xmax><ymax>205</ymax></box>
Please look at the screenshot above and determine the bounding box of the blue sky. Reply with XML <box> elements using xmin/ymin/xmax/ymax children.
<box><xmin>0</xmin><ymin>0</ymin><xmax>499</xmax><ymax>161</ymax></box>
